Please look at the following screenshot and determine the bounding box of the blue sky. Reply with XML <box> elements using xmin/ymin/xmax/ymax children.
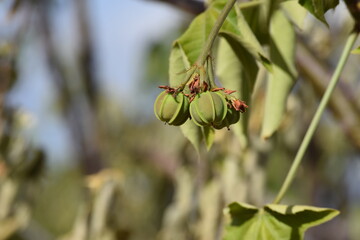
<box><xmin>90</xmin><ymin>0</ymin><xmax>184</xmax><ymax>103</ymax></box>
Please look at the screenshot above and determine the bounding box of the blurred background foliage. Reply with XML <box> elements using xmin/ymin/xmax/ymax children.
<box><xmin>0</xmin><ymin>0</ymin><xmax>360</xmax><ymax>239</ymax></box>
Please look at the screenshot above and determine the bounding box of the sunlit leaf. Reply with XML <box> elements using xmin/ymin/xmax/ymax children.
<box><xmin>224</xmin><ymin>202</ymin><xmax>339</xmax><ymax>240</ymax></box>
<box><xmin>261</xmin><ymin>10</ymin><xmax>297</xmax><ymax>139</ymax></box>
<box><xmin>298</xmin><ymin>0</ymin><xmax>339</xmax><ymax>25</ymax></box>
<box><xmin>281</xmin><ymin>0</ymin><xmax>308</xmax><ymax>29</ymax></box>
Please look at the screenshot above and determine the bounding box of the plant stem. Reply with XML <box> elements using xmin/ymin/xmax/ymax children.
<box><xmin>206</xmin><ymin>56</ymin><xmax>217</xmax><ymax>88</ymax></box>
<box><xmin>195</xmin><ymin>0</ymin><xmax>237</xmax><ymax>66</ymax></box>
<box><xmin>273</xmin><ymin>31</ymin><xmax>359</xmax><ymax>204</ymax></box>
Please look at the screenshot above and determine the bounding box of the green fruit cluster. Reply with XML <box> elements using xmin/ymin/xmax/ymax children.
<box><xmin>154</xmin><ymin>90</ymin><xmax>244</xmax><ymax>129</ymax></box>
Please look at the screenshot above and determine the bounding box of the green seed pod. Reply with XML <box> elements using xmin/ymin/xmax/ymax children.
<box><xmin>213</xmin><ymin>107</ymin><xmax>240</xmax><ymax>129</ymax></box>
<box><xmin>154</xmin><ymin>91</ymin><xmax>189</xmax><ymax>126</ymax></box>
<box><xmin>190</xmin><ymin>91</ymin><xmax>227</xmax><ymax>126</ymax></box>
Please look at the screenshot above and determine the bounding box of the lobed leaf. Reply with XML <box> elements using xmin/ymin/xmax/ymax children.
<box><xmin>224</xmin><ymin>202</ymin><xmax>339</xmax><ymax>240</ymax></box>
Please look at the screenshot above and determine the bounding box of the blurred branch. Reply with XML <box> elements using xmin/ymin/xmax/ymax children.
<box><xmin>19</xmin><ymin>219</ymin><xmax>54</xmax><ymax>240</ymax></box>
<box><xmin>75</xmin><ymin>0</ymin><xmax>98</xmax><ymax>106</ymax></box>
<box><xmin>130</xmin><ymin>145</ymin><xmax>178</xmax><ymax>180</ymax></box>
<box><xmin>296</xmin><ymin>41</ymin><xmax>360</xmax><ymax>149</ymax></box>
<box><xmin>146</xmin><ymin>0</ymin><xmax>205</xmax><ymax>14</ymax></box>
<box><xmin>37</xmin><ymin>2</ymin><xmax>103</xmax><ymax>174</ymax></box>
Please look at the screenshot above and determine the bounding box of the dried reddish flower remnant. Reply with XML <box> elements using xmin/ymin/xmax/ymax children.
<box><xmin>189</xmin><ymin>75</ymin><xmax>200</xmax><ymax>94</ymax></box>
<box><xmin>158</xmin><ymin>85</ymin><xmax>176</xmax><ymax>94</ymax></box>
<box><xmin>211</xmin><ymin>87</ymin><xmax>225</xmax><ymax>92</ymax></box>
<box><xmin>224</xmin><ymin>89</ymin><xmax>236</xmax><ymax>94</ymax></box>
<box><xmin>231</xmin><ymin>99</ymin><xmax>248</xmax><ymax>113</ymax></box>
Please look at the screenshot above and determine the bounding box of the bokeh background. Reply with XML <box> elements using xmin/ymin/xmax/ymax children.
<box><xmin>0</xmin><ymin>0</ymin><xmax>360</xmax><ymax>239</ymax></box>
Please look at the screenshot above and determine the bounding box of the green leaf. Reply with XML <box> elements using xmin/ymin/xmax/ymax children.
<box><xmin>169</xmin><ymin>44</ymin><xmax>191</xmax><ymax>87</ymax></box>
<box><xmin>351</xmin><ymin>46</ymin><xmax>360</xmax><ymax>54</ymax></box>
<box><xmin>220</xmin><ymin>4</ymin><xmax>272</xmax><ymax>71</ymax></box>
<box><xmin>281</xmin><ymin>0</ymin><xmax>308</xmax><ymax>29</ymax></box>
<box><xmin>216</xmin><ymin>38</ymin><xmax>258</xmax><ymax>143</ymax></box>
<box><xmin>180</xmin><ymin>120</ymin><xmax>203</xmax><ymax>154</ymax></box>
<box><xmin>241</xmin><ymin>0</ymin><xmax>280</xmax><ymax>45</ymax></box>
<box><xmin>298</xmin><ymin>0</ymin><xmax>339</xmax><ymax>25</ymax></box>
<box><xmin>261</xmin><ymin>10</ymin><xmax>297</xmax><ymax>139</ymax></box>
<box><xmin>174</xmin><ymin>1</ymin><xmax>238</xmax><ymax>65</ymax></box>
<box><xmin>224</xmin><ymin>202</ymin><xmax>339</xmax><ymax>240</ymax></box>
<box><xmin>169</xmin><ymin>1</ymin><xmax>270</xmax><ymax>88</ymax></box>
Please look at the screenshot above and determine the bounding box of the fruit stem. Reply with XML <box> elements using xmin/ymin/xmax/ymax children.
<box><xmin>177</xmin><ymin>66</ymin><xmax>197</xmax><ymax>90</ymax></box>
<box><xmin>273</xmin><ymin>31</ymin><xmax>359</xmax><ymax>204</ymax></box>
<box><xmin>199</xmin><ymin>65</ymin><xmax>206</xmax><ymax>86</ymax></box>
<box><xmin>206</xmin><ymin>56</ymin><xmax>217</xmax><ymax>88</ymax></box>
<box><xmin>195</xmin><ymin>0</ymin><xmax>237</xmax><ymax>67</ymax></box>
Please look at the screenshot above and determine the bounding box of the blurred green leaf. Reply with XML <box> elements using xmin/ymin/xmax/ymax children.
<box><xmin>298</xmin><ymin>0</ymin><xmax>339</xmax><ymax>25</ymax></box>
<box><xmin>351</xmin><ymin>46</ymin><xmax>360</xmax><ymax>54</ymax></box>
<box><xmin>202</xmin><ymin>126</ymin><xmax>215</xmax><ymax>151</ymax></box>
<box><xmin>261</xmin><ymin>10</ymin><xmax>297</xmax><ymax>138</ymax></box>
<box><xmin>216</xmin><ymin>38</ymin><xmax>258</xmax><ymax>142</ymax></box>
<box><xmin>180</xmin><ymin>120</ymin><xmax>203</xmax><ymax>153</ymax></box>
<box><xmin>224</xmin><ymin>202</ymin><xmax>339</xmax><ymax>240</ymax></box>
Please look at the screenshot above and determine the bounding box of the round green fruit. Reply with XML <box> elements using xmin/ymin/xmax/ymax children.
<box><xmin>189</xmin><ymin>91</ymin><xmax>227</xmax><ymax>127</ymax></box>
<box><xmin>213</xmin><ymin>107</ymin><xmax>240</xmax><ymax>129</ymax></box>
<box><xmin>154</xmin><ymin>91</ymin><xmax>189</xmax><ymax>126</ymax></box>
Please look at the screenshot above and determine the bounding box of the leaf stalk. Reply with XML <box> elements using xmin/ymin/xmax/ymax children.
<box><xmin>273</xmin><ymin>31</ymin><xmax>359</xmax><ymax>204</ymax></box>
<box><xmin>195</xmin><ymin>0</ymin><xmax>237</xmax><ymax>66</ymax></box>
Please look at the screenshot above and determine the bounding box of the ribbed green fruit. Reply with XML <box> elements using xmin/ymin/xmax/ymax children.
<box><xmin>154</xmin><ymin>91</ymin><xmax>189</xmax><ymax>126</ymax></box>
<box><xmin>213</xmin><ymin>107</ymin><xmax>240</xmax><ymax>129</ymax></box>
<box><xmin>189</xmin><ymin>91</ymin><xmax>227</xmax><ymax>127</ymax></box>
